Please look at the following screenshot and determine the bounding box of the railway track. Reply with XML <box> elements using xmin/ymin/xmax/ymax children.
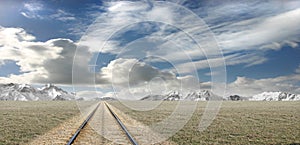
<box><xmin>104</xmin><ymin>102</ymin><xmax>138</xmax><ymax>145</ymax></box>
<box><xmin>66</xmin><ymin>101</ymin><xmax>138</xmax><ymax>145</ymax></box>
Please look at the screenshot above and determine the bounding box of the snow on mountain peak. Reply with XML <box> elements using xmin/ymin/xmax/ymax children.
<box><xmin>185</xmin><ymin>90</ymin><xmax>224</xmax><ymax>101</ymax></box>
<box><xmin>1</xmin><ymin>83</ymin><xmax>299</xmax><ymax>101</ymax></box>
<box><xmin>250</xmin><ymin>91</ymin><xmax>300</xmax><ymax>101</ymax></box>
<box><xmin>0</xmin><ymin>83</ymin><xmax>74</xmax><ymax>101</ymax></box>
<box><xmin>140</xmin><ymin>90</ymin><xmax>224</xmax><ymax>101</ymax></box>
<box><xmin>165</xmin><ymin>90</ymin><xmax>183</xmax><ymax>101</ymax></box>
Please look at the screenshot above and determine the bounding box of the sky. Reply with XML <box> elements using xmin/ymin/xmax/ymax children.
<box><xmin>0</xmin><ymin>0</ymin><xmax>299</xmax><ymax>98</ymax></box>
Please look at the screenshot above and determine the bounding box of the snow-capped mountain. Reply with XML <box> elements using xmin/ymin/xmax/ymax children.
<box><xmin>250</xmin><ymin>92</ymin><xmax>300</xmax><ymax>101</ymax></box>
<box><xmin>0</xmin><ymin>83</ymin><xmax>74</xmax><ymax>101</ymax></box>
<box><xmin>140</xmin><ymin>90</ymin><xmax>225</xmax><ymax>101</ymax></box>
<box><xmin>140</xmin><ymin>95</ymin><xmax>165</xmax><ymax>101</ymax></box>
<box><xmin>39</xmin><ymin>84</ymin><xmax>73</xmax><ymax>100</ymax></box>
<box><xmin>228</xmin><ymin>95</ymin><xmax>249</xmax><ymax>101</ymax></box>
<box><xmin>93</xmin><ymin>97</ymin><xmax>117</xmax><ymax>101</ymax></box>
<box><xmin>164</xmin><ymin>91</ymin><xmax>182</xmax><ymax>101</ymax></box>
<box><xmin>0</xmin><ymin>83</ymin><xmax>40</xmax><ymax>101</ymax></box>
<box><xmin>185</xmin><ymin>90</ymin><xmax>224</xmax><ymax>101</ymax></box>
<box><xmin>4</xmin><ymin>84</ymin><xmax>298</xmax><ymax>101</ymax></box>
<box><xmin>139</xmin><ymin>90</ymin><xmax>300</xmax><ymax>101</ymax></box>
<box><xmin>140</xmin><ymin>91</ymin><xmax>182</xmax><ymax>101</ymax></box>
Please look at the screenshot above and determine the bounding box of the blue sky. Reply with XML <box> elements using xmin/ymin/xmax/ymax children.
<box><xmin>0</xmin><ymin>0</ymin><xmax>299</xmax><ymax>97</ymax></box>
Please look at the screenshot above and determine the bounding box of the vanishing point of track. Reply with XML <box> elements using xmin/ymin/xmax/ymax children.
<box><xmin>66</xmin><ymin>101</ymin><xmax>138</xmax><ymax>145</ymax></box>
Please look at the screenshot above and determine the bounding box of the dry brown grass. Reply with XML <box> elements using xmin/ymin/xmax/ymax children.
<box><xmin>110</xmin><ymin>101</ymin><xmax>300</xmax><ymax>144</ymax></box>
<box><xmin>0</xmin><ymin>101</ymin><xmax>80</xmax><ymax>144</ymax></box>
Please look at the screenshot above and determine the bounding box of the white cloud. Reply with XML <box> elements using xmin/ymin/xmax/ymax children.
<box><xmin>80</xmin><ymin>1</ymin><xmax>196</xmax><ymax>54</ymax></box>
<box><xmin>0</xmin><ymin>27</ymin><xmax>61</xmax><ymax>72</ymax></box>
<box><xmin>2</xmin><ymin>1</ymin><xmax>299</xmax><ymax>100</ymax></box>
<box><xmin>108</xmin><ymin>74</ymin><xmax>199</xmax><ymax>100</ymax></box>
<box><xmin>0</xmin><ymin>26</ymin><xmax>93</xmax><ymax>85</ymax></box>
<box><xmin>20</xmin><ymin>12</ymin><xmax>31</xmax><ymax>19</ymax></box>
<box><xmin>157</xmin><ymin>7</ymin><xmax>300</xmax><ymax>72</ymax></box>
<box><xmin>24</xmin><ymin>2</ymin><xmax>43</xmax><ymax>12</ymax></box>
<box><xmin>20</xmin><ymin>2</ymin><xmax>76</xmax><ymax>22</ymax></box>
<box><xmin>80</xmin><ymin>1</ymin><xmax>300</xmax><ymax>76</ymax></box>
<box><xmin>156</xmin><ymin>6</ymin><xmax>300</xmax><ymax>71</ymax></box>
<box><xmin>224</xmin><ymin>73</ymin><xmax>300</xmax><ymax>97</ymax></box>
<box><xmin>146</xmin><ymin>5</ymin><xmax>174</xmax><ymax>23</ymax></box>
<box><xmin>97</xmin><ymin>58</ymin><xmax>177</xmax><ymax>86</ymax></box>
<box><xmin>201</xmin><ymin>70</ymin><xmax>300</xmax><ymax>97</ymax></box>
<box><xmin>91</xmin><ymin>58</ymin><xmax>200</xmax><ymax>99</ymax></box>
<box><xmin>0</xmin><ymin>26</ymin><xmax>35</xmax><ymax>42</ymax></box>
<box><xmin>176</xmin><ymin>53</ymin><xmax>267</xmax><ymax>74</ymax></box>
<box><xmin>78</xmin><ymin>1</ymin><xmax>148</xmax><ymax>53</ymax></box>
<box><xmin>79</xmin><ymin>1</ymin><xmax>226</xmax><ymax>76</ymax></box>
<box><xmin>296</xmin><ymin>65</ymin><xmax>300</xmax><ymax>73</ymax></box>
<box><xmin>21</xmin><ymin>1</ymin><xmax>44</xmax><ymax>19</ymax></box>
<box><xmin>217</xmin><ymin>8</ymin><xmax>300</xmax><ymax>52</ymax></box>
<box><xmin>0</xmin><ymin>35</ymin><xmax>193</xmax><ymax>96</ymax></box>
<box><xmin>50</xmin><ymin>9</ymin><xmax>76</xmax><ymax>22</ymax></box>
<box><xmin>76</xmin><ymin>90</ymin><xmax>103</xmax><ymax>100</ymax></box>
<box><xmin>107</xmin><ymin>1</ymin><xmax>148</xmax><ymax>12</ymax></box>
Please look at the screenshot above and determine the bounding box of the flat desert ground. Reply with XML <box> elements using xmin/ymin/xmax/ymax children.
<box><xmin>0</xmin><ymin>101</ymin><xmax>299</xmax><ymax>144</ymax></box>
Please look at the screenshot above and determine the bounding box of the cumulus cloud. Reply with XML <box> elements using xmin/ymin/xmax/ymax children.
<box><xmin>0</xmin><ymin>26</ymin><xmax>93</xmax><ymax>85</ymax></box>
<box><xmin>0</xmin><ymin>27</ymin><xmax>62</xmax><ymax>72</ymax></box>
<box><xmin>0</xmin><ymin>24</ymin><xmax>201</xmax><ymax>97</ymax></box>
<box><xmin>92</xmin><ymin>58</ymin><xmax>200</xmax><ymax>99</ymax></box>
<box><xmin>1</xmin><ymin>25</ymin><xmax>197</xmax><ymax>92</ymax></box>
<box><xmin>202</xmin><ymin>72</ymin><xmax>300</xmax><ymax>97</ymax></box>
<box><xmin>76</xmin><ymin>90</ymin><xmax>104</xmax><ymax>100</ymax></box>
<box><xmin>98</xmin><ymin>58</ymin><xmax>176</xmax><ymax>86</ymax></box>
<box><xmin>225</xmin><ymin>74</ymin><xmax>300</xmax><ymax>97</ymax></box>
<box><xmin>0</xmin><ymin>26</ymin><xmax>35</xmax><ymax>42</ymax></box>
<box><xmin>2</xmin><ymin>1</ymin><xmax>299</xmax><ymax>100</ymax></box>
<box><xmin>200</xmin><ymin>64</ymin><xmax>300</xmax><ymax>97</ymax></box>
<box><xmin>96</xmin><ymin>58</ymin><xmax>198</xmax><ymax>87</ymax></box>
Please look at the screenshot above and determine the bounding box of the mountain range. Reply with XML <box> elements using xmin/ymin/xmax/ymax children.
<box><xmin>0</xmin><ymin>83</ymin><xmax>74</xmax><ymax>101</ymax></box>
<box><xmin>141</xmin><ymin>90</ymin><xmax>225</xmax><ymax>101</ymax></box>
<box><xmin>250</xmin><ymin>91</ymin><xmax>300</xmax><ymax>101</ymax></box>
<box><xmin>141</xmin><ymin>90</ymin><xmax>300</xmax><ymax>101</ymax></box>
<box><xmin>0</xmin><ymin>83</ymin><xmax>299</xmax><ymax>101</ymax></box>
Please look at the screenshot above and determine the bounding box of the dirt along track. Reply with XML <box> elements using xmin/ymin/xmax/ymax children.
<box><xmin>29</xmin><ymin>102</ymin><xmax>99</xmax><ymax>145</ymax></box>
<box><xmin>105</xmin><ymin>103</ymin><xmax>177</xmax><ymax>145</ymax></box>
<box><xmin>72</xmin><ymin>101</ymin><xmax>176</xmax><ymax>145</ymax></box>
<box><xmin>72</xmin><ymin>102</ymin><xmax>131</xmax><ymax>145</ymax></box>
<box><xmin>30</xmin><ymin>101</ymin><xmax>176</xmax><ymax>145</ymax></box>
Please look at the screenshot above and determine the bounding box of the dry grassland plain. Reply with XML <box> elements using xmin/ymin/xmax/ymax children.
<box><xmin>110</xmin><ymin>101</ymin><xmax>300</xmax><ymax>144</ymax></box>
<box><xmin>0</xmin><ymin>101</ymin><xmax>80</xmax><ymax>144</ymax></box>
<box><xmin>0</xmin><ymin>101</ymin><xmax>299</xmax><ymax>144</ymax></box>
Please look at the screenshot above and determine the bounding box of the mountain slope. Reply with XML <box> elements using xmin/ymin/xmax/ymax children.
<box><xmin>0</xmin><ymin>83</ymin><xmax>74</xmax><ymax>101</ymax></box>
<box><xmin>250</xmin><ymin>92</ymin><xmax>300</xmax><ymax>101</ymax></box>
<box><xmin>140</xmin><ymin>90</ymin><xmax>224</xmax><ymax>101</ymax></box>
<box><xmin>164</xmin><ymin>91</ymin><xmax>182</xmax><ymax>101</ymax></box>
<box><xmin>39</xmin><ymin>84</ymin><xmax>74</xmax><ymax>100</ymax></box>
<box><xmin>140</xmin><ymin>95</ymin><xmax>165</xmax><ymax>101</ymax></box>
<box><xmin>185</xmin><ymin>90</ymin><xmax>224</xmax><ymax>101</ymax></box>
<box><xmin>228</xmin><ymin>95</ymin><xmax>249</xmax><ymax>101</ymax></box>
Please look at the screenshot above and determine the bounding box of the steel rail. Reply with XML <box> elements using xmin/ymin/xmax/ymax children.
<box><xmin>104</xmin><ymin>102</ymin><xmax>139</xmax><ymax>145</ymax></box>
<box><xmin>66</xmin><ymin>103</ymin><xmax>100</xmax><ymax>145</ymax></box>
